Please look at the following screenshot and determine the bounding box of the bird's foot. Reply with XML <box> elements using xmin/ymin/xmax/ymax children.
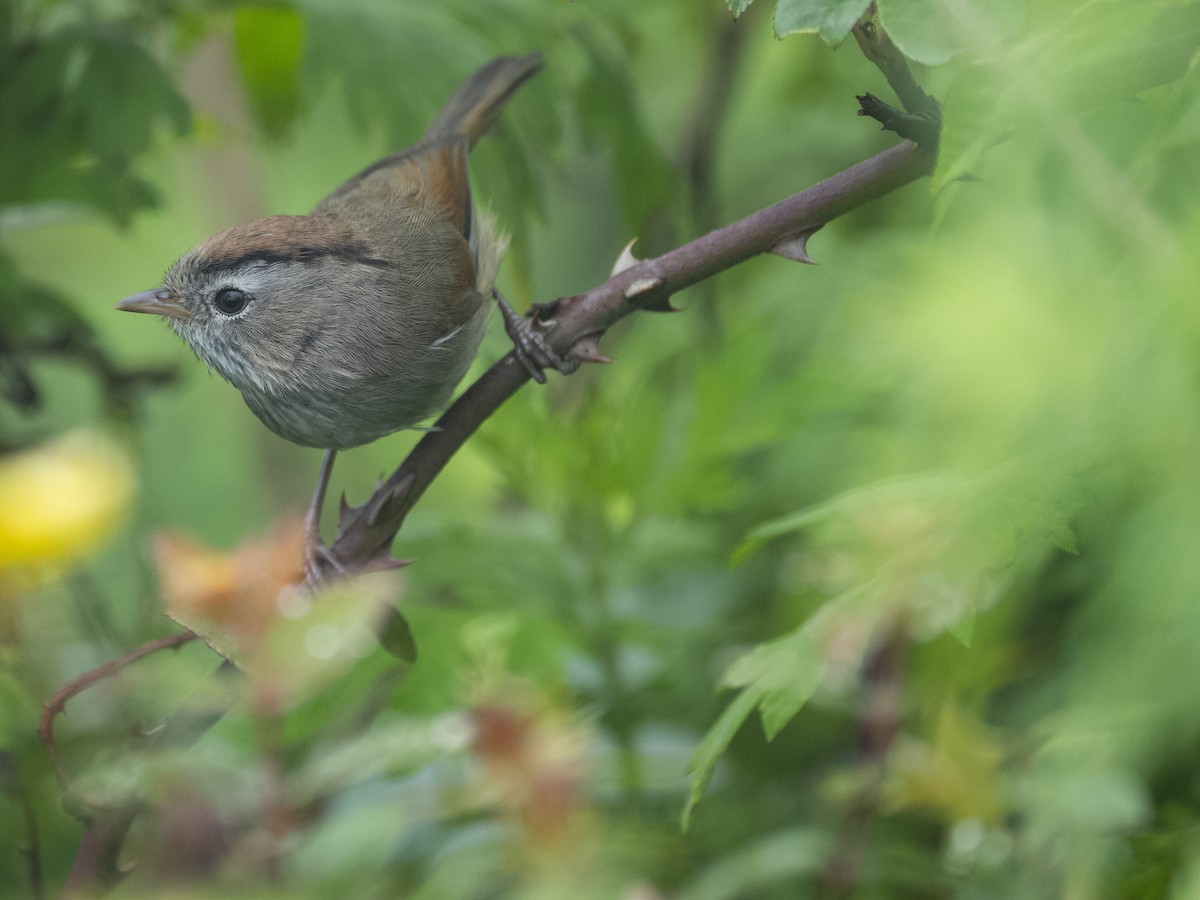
<box><xmin>496</xmin><ymin>290</ymin><xmax>580</xmax><ymax>382</ymax></box>
<box><xmin>303</xmin><ymin>524</ymin><xmax>346</xmax><ymax>589</ymax></box>
<box><xmin>302</xmin><ymin>448</ymin><xmax>343</xmax><ymax>588</ymax></box>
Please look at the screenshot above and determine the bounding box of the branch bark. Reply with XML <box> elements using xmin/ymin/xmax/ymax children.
<box><xmin>326</xmin><ymin>140</ymin><xmax>935</xmax><ymax>573</ymax></box>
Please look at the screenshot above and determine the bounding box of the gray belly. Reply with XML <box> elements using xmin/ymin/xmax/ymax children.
<box><xmin>240</xmin><ymin>376</ymin><xmax>444</xmax><ymax>449</ymax></box>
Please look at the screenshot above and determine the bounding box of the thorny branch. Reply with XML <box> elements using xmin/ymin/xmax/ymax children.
<box><xmin>322</xmin><ymin>140</ymin><xmax>935</xmax><ymax>579</ymax></box>
<box><xmin>39</xmin><ymin>630</ymin><xmax>200</xmax><ymax>798</ymax></box>
<box><xmin>39</xmin><ymin>630</ymin><xmax>200</xmax><ymax>898</ymax></box>
<box><xmin>321</xmin><ymin>9</ymin><xmax>957</xmax><ymax>580</ymax></box>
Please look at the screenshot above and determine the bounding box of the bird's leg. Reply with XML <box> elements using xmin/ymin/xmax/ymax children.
<box><xmin>303</xmin><ymin>448</ymin><xmax>343</xmax><ymax>585</ymax></box>
<box><xmin>495</xmin><ymin>289</ymin><xmax>579</xmax><ymax>382</ymax></box>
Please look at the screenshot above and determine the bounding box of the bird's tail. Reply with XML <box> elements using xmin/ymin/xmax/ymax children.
<box><xmin>423</xmin><ymin>52</ymin><xmax>543</xmax><ymax>148</ymax></box>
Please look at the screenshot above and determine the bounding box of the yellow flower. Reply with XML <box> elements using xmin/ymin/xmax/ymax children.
<box><xmin>0</xmin><ymin>431</ymin><xmax>134</xmax><ymax>587</ymax></box>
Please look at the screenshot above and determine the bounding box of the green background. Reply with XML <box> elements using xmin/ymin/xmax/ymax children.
<box><xmin>4</xmin><ymin>0</ymin><xmax>1200</xmax><ymax>897</ymax></box>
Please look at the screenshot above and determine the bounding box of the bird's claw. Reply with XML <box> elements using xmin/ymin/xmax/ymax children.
<box><xmin>303</xmin><ymin>533</ymin><xmax>345</xmax><ymax>588</ymax></box>
<box><xmin>496</xmin><ymin>290</ymin><xmax>579</xmax><ymax>381</ymax></box>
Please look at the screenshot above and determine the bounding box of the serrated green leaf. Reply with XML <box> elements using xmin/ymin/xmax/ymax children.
<box><xmin>685</xmin><ymin>626</ymin><xmax>822</xmax><ymax>827</ymax></box>
<box><xmin>774</xmin><ymin>0</ymin><xmax>872</xmax><ymax>46</ymax></box>
<box><xmin>723</xmin><ymin>627</ymin><xmax>821</xmax><ymax>739</ymax></box>
<box><xmin>234</xmin><ymin>6</ymin><xmax>306</xmax><ymax>140</ymax></box>
<box><xmin>728</xmin><ymin>0</ymin><xmax>756</xmax><ymax>16</ymax></box>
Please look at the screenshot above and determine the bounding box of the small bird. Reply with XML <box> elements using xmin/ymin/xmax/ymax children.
<box><xmin>117</xmin><ymin>53</ymin><xmax>550</xmax><ymax>574</ymax></box>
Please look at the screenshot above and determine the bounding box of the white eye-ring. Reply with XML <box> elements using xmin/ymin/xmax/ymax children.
<box><xmin>213</xmin><ymin>287</ymin><xmax>250</xmax><ymax>316</ymax></box>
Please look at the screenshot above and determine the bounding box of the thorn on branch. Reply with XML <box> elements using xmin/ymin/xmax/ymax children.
<box><xmin>364</xmin><ymin>472</ymin><xmax>416</xmax><ymax>529</ymax></box>
<box><xmin>569</xmin><ymin>334</ymin><xmax>613</xmax><ymax>365</ymax></box>
<box><xmin>364</xmin><ymin>551</ymin><xmax>412</xmax><ymax>573</ymax></box>
<box><xmin>623</xmin><ymin>275</ymin><xmax>677</xmax><ymax>312</ymax></box>
<box><xmin>770</xmin><ymin>226</ymin><xmax>821</xmax><ymax>264</ymax></box>
<box><xmin>611</xmin><ymin>239</ymin><xmax>642</xmax><ymax>276</ymax></box>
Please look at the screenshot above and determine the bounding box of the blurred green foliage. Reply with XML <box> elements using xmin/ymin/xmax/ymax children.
<box><xmin>3</xmin><ymin>0</ymin><xmax>1200</xmax><ymax>897</ymax></box>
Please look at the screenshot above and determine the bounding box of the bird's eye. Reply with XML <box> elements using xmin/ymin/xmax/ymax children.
<box><xmin>213</xmin><ymin>287</ymin><xmax>249</xmax><ymax>316</ymax></box>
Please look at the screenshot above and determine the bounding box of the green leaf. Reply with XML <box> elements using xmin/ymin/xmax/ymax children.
<box><xmin>728</xmin><ymin>0</ymin><xmax>756</xmax><ymax>16</ymax></box>
<box><xmin>733</xmin><ymin>472</ymin><xmax>960</xmax><ymax>564</ymax></box>
<box><xmin>877</xmin><ymin>0</ymin><xmax>1025</xmax><ymax>66</ymax></box>
<box><xmin>685</xmin><ymin>625</ymin><xmax>822</xmax><ymax>827</ymax></box>
<box><xmin>723</xmin><ymin>627</ymin><xmax>822</xmax><ymax>739</ymax></box>
<box><xmin>774</xmin><ymin>0</ymin><xmax>872</xmax><ymax>46</ymax></box>
<box><xmin>576</xmin><ymin>28</ymin><xmax>679</xmax><ymax>233</ymax></box>
<box><xmin>731</xmin><ymin>498</ymin><xmax>842</xmax><ymax>564</ymax></box>
<box><xmin>684</xmin><ymin>687</ymin><xmax>761</xmax><ymax>830</ymax></box>
<box><xmin>75</xmin><ymin>36</ymin><xmax>191</xmax><ymax>162</ymax></box>
<box><xmin>932</xmin><ymin>62</ymin><xmax>1009</xmax><ymax>193</ymax></box>
<box><xmin>377</xmin><ymin>606</ymin><xmax>418</xmax><ymax>663</ymax></box>
<box><xmin>234</xmin><ymin>6</ymin><xmax>306</xmax><ymax>140</ymax></box>
<box><xmin>0</xmin><ymin>30</ymin><xmax>189</xmax><ymax>223</ymax></box>
<box><xmin>687</xmin><ymin>828</ymin><xmax>833</xmax><ymax>900</ymax></box>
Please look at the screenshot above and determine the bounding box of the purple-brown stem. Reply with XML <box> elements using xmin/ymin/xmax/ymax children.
<box><xmin>327</xmin><ymin>140</ymin><xmax>934</xmax><ymax>572</ymax></box>
<box><xmin>818</xmin><ymin>615</ymin><xmax>910</xmax><ymax>899</ymax></box>
<box><xmin>39</xmin><ymin>630</ymin><xmax>199</xmax><ymax>795</ymax></box>
<box><xmin>39</xmin><ymin>630</ymin><xmax>199</xmax><ymax>898</ymax></box>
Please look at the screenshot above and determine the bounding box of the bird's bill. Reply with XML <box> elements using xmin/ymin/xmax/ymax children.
<box><xmin>115</xmin><ymin>289</ymin><xmax>192</xmax><ymax>320</ymax></box>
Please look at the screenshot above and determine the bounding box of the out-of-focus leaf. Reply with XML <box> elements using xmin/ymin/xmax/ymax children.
<box><xmin>75</xmin><ymin>35</ymin><xmax>191</xmax><ymax>162</ymax></box>
<box><xmin>932</xmin><ymin>61</ymin><xmax>1009</xmax><ymax>194</ymax></box>
<box><xmin>575</xmin><ymin>28</ymin><xmax>679</xmax><ymax>234</ymax></box>
<box><xmin>734</xmin><ymin>460</ymin><xmax>1080</xmax><ymax>643</ymax></box>
<box><xmin>722</xmin><ymin>626</ymin><xmax>822</xmax><ymax>739</ymax></box>
<box><xmin>684</xmin><ymin>687</ymin><xmax>760</xmax><ymax>830</ymax></box>
<box><xmin>0</xmin><ymin>29</ymin><xmax>189</xmax><ymax>223</ymax></box>
<box><xmin>378</xmin><ymin>605</ymin><xmax>418</xmax><ymax>663</ymax></box>
<box><xmin>773</xmin><ymin>0</ymin><xmax>871</xmax><ymax>46</ymax></box>
<box><xmin>884</xmin><ymin>703</ymin><xmax>1005</xmax><ymax>823</ymax></box>
<box><xmin>234</xmin><ymin>6</ymin><xmax>306</xmax><ymax>139</ymax></box>
<box><xmin>155</xmin><ymin>521</ymin><xmax>400</xmax><ymax>705</ymax></box>
<box><xmin>687</xmin><ymin>827</ymin><xmax>832</xmax><ymax>900</ymax></box>
<box><xmin>686</xmin><ymin>624</ymin><xmax>823</xmax><ymax>827</ymax></box>
<box><xmin>733</xmin><ymin>472</ymin><xmax>961</xmax><ymax>564</ymax></box>
<box><xmin>876</xmin><ymin>0</ymin><xmax>1025</xmax><ymax>66</ymax></box>
<box><xmin>296</xmin><ymin>713</ymin><xmax>471</xmax><ymax>801</ymax></box>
